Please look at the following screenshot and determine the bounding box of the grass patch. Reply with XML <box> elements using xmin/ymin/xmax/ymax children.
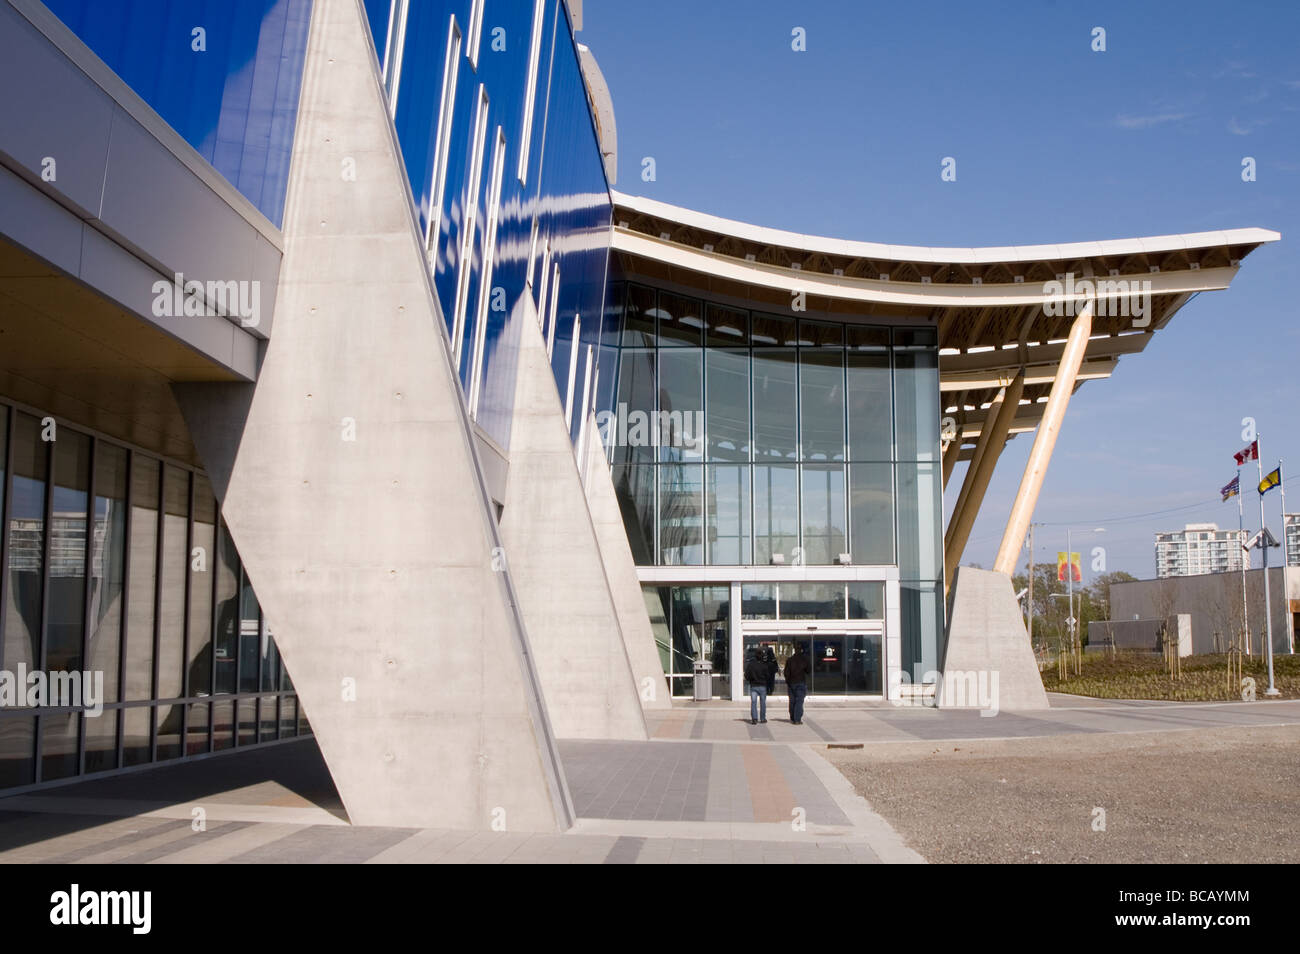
<box><xmin>1041</xmin><ymin>651</ymin><xmax>1300</xmax><ymax>701</ymax></box>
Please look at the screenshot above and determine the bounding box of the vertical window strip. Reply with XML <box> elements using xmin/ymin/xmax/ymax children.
<box><xmin>517</xmin><ymin>0</ymin><xmax>546</xmax><ymax>184</ymax></box>
<box><xmin>545</xmin><ymin>263</ymin><xmax>561</xmax><ymax>359</ymax></box>
<box><xmin>536</xmin><ymin>241</ymin><xmax>553</xmax><ymax>317</ymax></box>
<box><xmin>525</xmin><ymin>217</ymin><xmax>540</xmax><ymax>289</ymax></box>
<box><xmin>426</xmin><ymin>17</ymin><xmax>462</xmax><ymax>256</ymax></box>
<box><xmin>469</xmin><ymin>127</ymin><xmax>508</xmax><ymax>418</ymax></box>
<box><xmin>575</xmin><ymin>345</ymin><xmax>594</xmax><ymax>467</ymax></box>
<box><xmin>563</xmin><ymin>314</ymin><xmax>582</xmax><ymax>425</ymax></box>
<box><xmin>467</xmin><ymin>0</ymin><xmax>485</xmax><ymax>68</ymax></box>
<box><xmin>452</xmin><ymin>85</ymin><xmax>490</xmax><ymax>365</ymax></box>
<box><xmin>384</xmin><ymin>0</ymin><xmax>410</xmax><ymax>117</ymax></box>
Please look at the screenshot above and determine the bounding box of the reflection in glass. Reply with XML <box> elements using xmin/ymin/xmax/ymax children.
<box><xmin>752</xmin><ymin>350</ymin><xmax>798</xmax><ymax>460</ymax></box>
<box><xmin>48</xmin><ymin>430</ymin><xmax>90</xmax><ymax>674</ymax></box>
<box><xmin>239</xmin><ymin>580</ymin><xmax>261</xmax><ymax>694</ymax></box>
<box><xmin>214</xmin><ymin>521</ymin><xmax>240</xmax><ymax>694</ymax></box>
<box><xmin>259</xmin><ymin>696</ymin><xmax>279</xmax><ymax>742</ymax></box>
<box><xmin>894</xmin><ymin>350</ymin><xmax>940</xmax><ymax>462</ymax></box>
<box><xmin>754</xmin><ymin>464</ymin><xmax>798</xmax><ymax>564</ymax></box>
<box><xmin>741</xmin><ymin>584</ymin><xmax>775</xmax><ymax>619</ymax></box>
<box><xmin>751</xmin><ymin>313</ymin><xmax>797</xmax><ymax>347</ymax></box>
<box><xmin>84</xmin><ymin>709</ymin><xmax>118</xmax><ymax>774</ymax></box>
<box><xmin>799</xmin><ymin>350</ymin><xmax>844</xmax><ymax>461</ymax></box>
<box><xmin>0</xmin><ymin>717</ymin><xmax>34</xmax><ymax>787</ymax></box>
<box><xmin>706</xmin><ymin>464</ymin><xmax>750</xmax><ymax>565</ymax></box>
<box><xmin>280</xmin><ymin>696</ymin><xmax>298</xmax><ymax>738</ymax></box>
<box><xmin>812</xmin><ymin>637</ymin><xmax>845</xmax><ymax>693</ymax></box>
<box><xmin>847</xmin><ymin>352</ymin><xmax>892</xmax><ymax>460</ymax></box>
<box><xmin>656</xmin><ymin>291</ymin><xmax>703</xmax><ymax>346</ymax></box>
<box><xmin>237</xmin><ymin>698</ymin><xmax>256</xmax><ymax>746</ymax></box>
<box><xmin>848</xmin><ymin>582</ymin><xmax>885</xmax><ymax>619</ymax></box>
<box><xmin>901</xmin><ymin>581</ymin><xmax>943</xmax><ymax>680</ymax></box>
<box><xmin>213</xmin><ymin>700</ymin><xmax>235</xmax><ymax>751</ymax></box>
<box><xmin>846</xmin><ymin>635</ymin><xmax>882</xmax><ymax>692</ymax></box>
<box><xmin>188</xmin><ymin>477</ymin><xmax>215</xmax><ymax>697</ymax></box>
<box><xmin>612</xmin><ymin>464</ymin><xmax>655</xmax><ymax>565</ymax></box>
<box><xmin>121</xmin><ymin>705</ymin><xmax>150</xmax><ymax>767</ymax></box>
<box><xmin>88</xmin><ymin>444</ymin><xmax>127</xmax><ymax>703</ymax></box>
<box><xmin>849</xmin><ymin>463</ymin><xmax>894</xmax><ymax>565</ymax></box>
<box><xmin>622</xmin><ymin>284</ymin><xmax>656</xmax><ymax>346</ymax></box>
<box><xmin>659</xmin><ymin>464</ymin><xmax>703</xmax><ymax>565</ymax></box>
<box><xmin>780</xmin><ymin>583</ymin><xmax>844</xmax><ymax>620</ymax></box>
<box><xmin>612</xmin><ymin>349</ymin><xmax>655</xmax><ymax>464</ymax></box>
<box><xmin>897</xmin><ymin>462</ymin><xmax>943</xmax><ymax>582</ymax></box>
<box><xmin>668</xmin><ymin>586</ymin><xmax>728</xmax><ymax>697</ymax></box>
<box><xmin>657</xmin><ymin>349</ymin><xmax>702</xmax><ymax>461</ymax></box>
<box><xmin>157</xmin><ymin>466</ymin><xmax>189</xmax><ymax>700</ymax></box>
<box><xmin>124</xmin><ymin>456</ymin><xmax>158</xmax><ymax>702</ymax></box>
<box><xmin>39</xmin><ymin>712</ymin><xmax>78</xmax><ymax>780</ymax></box>
<box><xmin>799</xmin><ymin>319</ymin><xmax>842</xmax><ymax>348</ymax></box>
<box><xmin>156</xmin><ymin>703</ymin><xmax>182</xmax><ymax>760</ymax></box>
<box><xmin>705</xmin><ymin>349</ymin><xmax>749</xmax><ymax>462</ymax></box>
<box><xmin>4</xmin><ymin>413</ymin><xmax>46</xmax><ymax>676</ymax></box>
<box><xmin>187</xmin><ymin>702</ymin><xmax>209</xmax><ymax>755</ymax></box>
<box><xmin>705</xmin><ymin>302</ymin><xmax>748</xmax><ymax>346</ymax></box>
<box><xmin>642</xmin><ymin>587</ymin><xmax>672</xmax><ymax>679</ymax></box>
<box><xmin>800</xmin><ymin>465</ymin><xmax>845</xmax><ymax>565</ymax></box>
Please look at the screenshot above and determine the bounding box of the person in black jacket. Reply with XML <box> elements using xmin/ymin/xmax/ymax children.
<box><xmin>743</xmin><ymin>648</ymin><xmax>769</xmax><ymax>725</ymax></box>
<box><xmin>763</xmin><ymin>647</ymin><xmax>778</xmax><ymax>694</ymax></box>
<box><xmin>783</xmin><ymin>642</ymin><xmax>810</xmax><ymax>725</ymax></box>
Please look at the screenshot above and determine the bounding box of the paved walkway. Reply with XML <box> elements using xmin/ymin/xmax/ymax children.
<box><xmin>1</xmin><ymin>695</ymin><xmax>1295</xmax><ymax>864</ymax></box>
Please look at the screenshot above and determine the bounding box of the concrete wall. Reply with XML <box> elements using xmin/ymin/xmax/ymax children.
<box><xmin>581</xmin><ymin>410</ymin><xmax>670</xmax><ymax>710</ymax></box>
<box><xmin>498</xmin><ymin>302</ymin><xmax>647</xmax><ymax>740</ymax></box>
<box><xmin>1111</xmin><ymin>567</ymin><xmax>1297</xmax><ymax>657</ymax></box>
<box><xmin>182</xmin><ymin>0</ymin><xmax>572</xmax><ymax>831</ymax></box>
<box><xmin>940</xmin><ymin>566</ymin><xmax>1048</xmax><ymax>709</ymax></box>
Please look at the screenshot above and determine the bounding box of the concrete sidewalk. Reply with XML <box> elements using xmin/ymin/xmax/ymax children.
<box><xmin>1</xmin><ymin>695</ymin><xmax>1295</xmax><ymax>864</ymax></box>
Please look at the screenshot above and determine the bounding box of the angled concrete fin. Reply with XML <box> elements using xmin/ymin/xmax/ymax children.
<box><xmin>581</xmin><ymin>407</ymin><xmax>670</xmax><ymax>710</ymax></box>
<box><xmin>499</xmin><ymin>305</ymin><xmax>648</xmax><ymax>739</ymax></box>
<box><xmin>171</xmin><ymin>381</ymin><xmax>255</xmax><ymax>504</ymax></box>
<box><xmin>190</xmin><ymin>0</ymin><xmax>572</xmax><ymax>830</ymax></box>
<box><xmin>940</xmin><ymin>566</ymin><xmax>1049</xmax><ymax>710</ymax></box>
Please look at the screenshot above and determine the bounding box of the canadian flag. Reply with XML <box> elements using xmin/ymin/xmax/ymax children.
<box><xmin>1234</xmin><ymin>441</ymin><xmax>1258</xmax><ymax>466</ymax></box>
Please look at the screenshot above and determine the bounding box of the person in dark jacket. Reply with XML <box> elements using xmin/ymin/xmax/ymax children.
<box><xmin>763</xmin><ymin>647</ymin><xmax>778</xmax><ymax>694</ymax></box>
<box><xmin>743</xmin><ymin>648</ymin><xmax>769</xmax><ymax>725</ymax></box>
<box><xmin>783</xmin><ymin>642</ymin><xmax>810</xmax><ymax>725</ymax></box>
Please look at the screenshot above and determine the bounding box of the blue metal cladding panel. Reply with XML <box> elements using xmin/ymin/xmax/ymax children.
<box><xmin>368</xmin><ymin>0</ymin><xmax>612</xmax><ymax>452</ymax></box>
<box><xmin>43</xmin><ymin>0</ymin><xmax>312</xmax><ymax>228</ymax></box>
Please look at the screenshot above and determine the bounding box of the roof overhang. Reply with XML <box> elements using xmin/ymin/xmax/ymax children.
<box><xmin>609</xmin><ymin>190</ymin><xmax>1279</xmax><ymax>452</ymax></box>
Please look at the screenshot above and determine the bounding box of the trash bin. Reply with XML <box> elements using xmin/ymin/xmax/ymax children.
<box><xmin>692</xmin><ymin>659</ymin><xmax>713</xmax><ymax>702</ymax></box>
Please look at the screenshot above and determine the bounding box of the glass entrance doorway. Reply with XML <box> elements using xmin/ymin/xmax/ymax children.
<box><xmin>742</xmin><ymin>633</ymin><xmax>882</xmax><ymax>696</ymax></box>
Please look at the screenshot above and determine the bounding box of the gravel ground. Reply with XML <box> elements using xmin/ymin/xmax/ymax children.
<box><xmin>822</xmin><ymin>725</ymin><xmax>1300</xmax><ymax>864</ymax></box>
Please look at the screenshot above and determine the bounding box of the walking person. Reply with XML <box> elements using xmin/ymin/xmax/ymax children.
<box><xmin>784</xmin><ymin>641</ymin><xmax>809</xmax><ymax>725</ymax></box>
<box><xmin>763</xmin><ymin>646</ymin><xmax>778</xmax><ymax>695</ymax></box>
<box><xmin>744</xmin><ymin>647</ymin><xmax>769</xmax><ymax>725</ymax></box>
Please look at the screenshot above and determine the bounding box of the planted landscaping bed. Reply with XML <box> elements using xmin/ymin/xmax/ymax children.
<box><xmin>1041</xmin><ymin>650</ymin><xmax>1300</xmax><ymax>701</ymax></box>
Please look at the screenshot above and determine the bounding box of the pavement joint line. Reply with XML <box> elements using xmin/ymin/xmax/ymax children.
<box><xmin>0</xmin><ymin>795</ymin><xmax>349</xmax><ymax>827</ymax></box>
<box><xmin>786</xmin><ymin>742</ymin><xmax>926</xmax><ymax>864</ymax></box>
<box><xmin>567</xmin><ymin>817</ymin><xmax>873</xmax><ymax>843</ymax></box>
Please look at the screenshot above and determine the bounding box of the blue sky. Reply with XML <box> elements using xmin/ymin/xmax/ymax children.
<box><xmin>582</xmin><ymin>0</ymin><xmax>1300</xmax><ymax>580</ymax></box>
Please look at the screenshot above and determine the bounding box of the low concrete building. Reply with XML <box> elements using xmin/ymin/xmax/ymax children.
<box><xmin>1086</xmin><ymin>616</ymin><xmax>1192</xmax><ymax>656</ymax></box>
<box><xmin>1110</xmin><ymin>568</ymin><xmax>1297</xmax><ymax>656</ymax></box>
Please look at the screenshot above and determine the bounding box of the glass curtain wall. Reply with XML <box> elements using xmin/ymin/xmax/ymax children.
<box><xmin>607</xmin><ymin>282</ymin><xmax>943</xmax><ymax>677</ymax></box>
<box><xmin>0</xmin><ymin>400</ymin><xmax>305</xmax><ymax>790</ymax></box>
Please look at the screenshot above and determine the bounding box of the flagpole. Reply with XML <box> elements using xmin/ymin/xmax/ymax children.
<box><xmin>1237</xmin><ymin>465</ymin><xmax>1249</xmax><ymax>655</ymax></box>
<box><xmin>1257</xmin><ymin>442</ymin><xmax>1278</xmax><ymax>696</ymax></box>
<box><xmin>1282</xmin><ymin>459</ymin><xmax>1294</xmax><ymax>654</ymax></box>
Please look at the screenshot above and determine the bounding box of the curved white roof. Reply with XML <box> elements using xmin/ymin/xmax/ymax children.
<box><xmin>611</xmin><ymin>191</ymin><xmax>1280</xmax><ymax>266</ymax></box>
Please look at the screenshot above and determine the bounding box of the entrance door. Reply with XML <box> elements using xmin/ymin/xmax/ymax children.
<box><xmin>743</xmin><ymin>631</ymin><xmax>882</xmax><ymax>696</ymax></box>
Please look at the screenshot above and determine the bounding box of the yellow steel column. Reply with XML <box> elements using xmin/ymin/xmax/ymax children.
<box><xmin>944</xmin><ymin>372</ymin><xmax>1024</xmax><ymax>585</ymax></box>
<box><xmin>993</xmin><ymin>301</ymin><xmax>1094</xmax><ymax>575</ymax></box>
